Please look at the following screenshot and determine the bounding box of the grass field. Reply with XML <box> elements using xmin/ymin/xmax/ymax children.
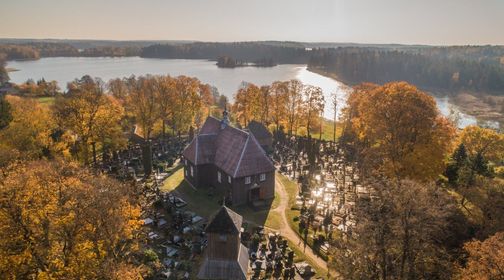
<box><xmin>310</xmin><ymin>119</ymin><xmax>344</xmax><ymax>142</ymax></box>
<box><xmin>278</xmin><ymin>173</ymin><xmax>329</xmax><ymax>261</ymax></box>
<box><xmin>285</xmin><ymin>239</ymin><xmax>328</xmax><ymax>278</ymax></box>
<box><xmin>276</xmin><ymin>172</ymin><xmax>330</xmax><ymax>277</ymax></box>
<box><xmin>35</xmin><ymin>96</ymin><xmax>56</xmax><ymax>106</ymax></box>
<box><xmin>161</xmin><ymin>167</ymin><xmax>328</xmax><ymax>278</ymax></box>
<box><xmin>160</xmin><ymin>166</ymin><xmax>281</xmax><ymax>229</ymax></box>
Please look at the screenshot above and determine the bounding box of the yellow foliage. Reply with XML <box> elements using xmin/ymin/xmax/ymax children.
<box><xmin>344</xmin><ymin>82</ymin><xmax>455</xmax><ymax>181</ymax></box>
<box><xmin>0</xmin><ymin>95</ymin><xmax>70</xmax><ymax>165</ymax></box>
<box><xmin>458</xmin><ymin>231</ymin><xmax>504</xmax><ymax>280</ymax></box>
<box><xmin>53</xmin><ymin>81</ymin><xmax>126</xmax><ymax>164</ymax></box>
<box><xmin>458</xmin><ymin>125</ymin><xmax>504</xmax><ymax>162</ymax></box>
<box><xmin>232</xmin><ymin>80</ymin><xmax>323</xmax><ymax>137</ymax></box>
<box><xmin>0</xmin><ymin>160</ymin><xmax>142</xmax><ymax>279</ymax></box>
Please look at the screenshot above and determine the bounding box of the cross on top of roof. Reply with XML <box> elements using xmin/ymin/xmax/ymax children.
<box><xmin>221</xmin><ymin>106</ymin><xmax>230</xmax><ymax>129</ymax></box>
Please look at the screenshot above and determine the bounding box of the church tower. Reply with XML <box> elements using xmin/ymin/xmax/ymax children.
<box><xmin>197</xmin><ymin>206</ymin><xmax>249</xmax><ymax>279</ymax></box>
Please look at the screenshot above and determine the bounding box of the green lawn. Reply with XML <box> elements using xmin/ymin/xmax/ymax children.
<box><xmin>308</xmin><ymin>119</ymin><xmax>344</xmax><ymax>142</ymax></box>
<box><xmin>160</xmin><ymin>167</ymin><xmax>224</xmax><ymax>216</ymax></box>
<box><xmin>285</xmin><ymin>239</ymin><xmax>327</xmax><ymax>278</ymax></box>
<box><xmin>36</xmin><ymin>96</ymin><xmax>55</xmax><ymax>106</ymax></box>
<box><xmin>278</xmin><ymin>172</ymin><xmax>329</xmax><ymax>261</ymax></box>
<box><xmin>162</xmin><ymin>168</ymin><xmax>327</xmax><ymax>277</ymax></box>
<box><xmin>447</xmin><ymin>189</ymin><xmax>484</xmax><ymax>225</ymax></box>
<box><xmin>161</xmin><ymin>166</ymin><xmax>281</xmax><ymax>229</ymax></box>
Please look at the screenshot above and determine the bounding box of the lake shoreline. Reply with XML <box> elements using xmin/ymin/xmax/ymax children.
<box><xmin>307</xmin><ymin>67</ymin><xmax>503</xmax><ymax>128</ymax></box>
<box><xmin>8</xmin><ymin>56</ymin><xmax>500</xmax><ymax>128</ymax></box>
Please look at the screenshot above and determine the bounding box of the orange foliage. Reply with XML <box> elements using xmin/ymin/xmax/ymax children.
<box><xmin>344</xmin><ymin>82</ymin><xmax>455</xmax><ymax>180</ymax></box>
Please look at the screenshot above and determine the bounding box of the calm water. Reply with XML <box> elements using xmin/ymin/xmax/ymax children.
<box><xmin>7</xmin><ymin>57</ymin><xmax>478</xmax><ymax>126</ymax></box>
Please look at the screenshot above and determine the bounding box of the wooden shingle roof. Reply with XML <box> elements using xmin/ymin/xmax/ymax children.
<box><xmin>233</xmin><ymin>133</ymin><xmax>274</xmax><ymax>177</ymax></box>
<box><xmin>213</xmin><ymin>126</ymin><xmax>249</xmax><ymax>176</ymax></box>
<box><xmin>197</xmin><ymin>244</ymin><xmax>249</xmax><ymax>279</ymax></box>
<box><xmin>183</xmin><ymin>117</ymin><xmax>275</xmax><ymax>178</ymax></box>
<box><xmin>247</xmin><ymin>120</ymin><xmax>272</xmax><ymax>140</ymax></box>
<box><xmin>199</xmin><ymin>116</ymin><xmax>221</xmax><ymax>134</ymax></box>
<box><xmin>205</xmin><ymin>206</ymin><xmax>242</xmax><ymax>234</ymax></box>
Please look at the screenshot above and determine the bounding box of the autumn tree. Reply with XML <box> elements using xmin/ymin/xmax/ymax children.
<box><xmin>269</xmin><ymin>81</ymin><xmax>288</xmax><ymax>132</ymax></box>
<box><xmin>0</xmin><ymin>159</ymin><xmax>142</xmax><ymax>279</ymax></box>
<box><xmin>331</xmin><ymin>179</ymin><xmax>459</xmax><ymax>279</ymax></box>
<box><xmin>331</xmin><ymin>91</ymin><xmax>338</xmax><ymax>142</ymax></box>
<box><xmin>233</xmin><ymin>82</ymin><xmax>259</xmax><ymax>127</ymax></box>
<box><xmin>457</xmin><ymin>232</ymin><xmax>504</xmax><ymax>280</ymax></box>
<box><xmin>0</xmin><ymin>95</ymin><xmax>69</xmax><ymax>166</ymax></box>
<box><xmin>458</xmin><ymin>125</ymin><xmax>504</xmax><ymax>163</ymax></box>
<box><xmin>153</xmin><ymin>75</ymin><xmax>176</xmax><ymax>138</ymax></box>
<box><xmin>443</xmin><ymin>128</ymin><xmax>504</xmax><ymax>224</ymax></box>
<box><xmin>285</xmin><ymin>79</ymin><xmax>304</xmax><ymax>136</ymax></box>
<box><xmin>108</xmin><ymin>77</ymin><xmax>130</xmax><ymax>102</ymax></box>
<box><xmin>0</xmin><ymin>94</ymin><xmax>12</xmax><ymax>130</ymax></box>
<box><xmin>0</xmin><ymin>54</ymin><xmax>9</xmax><ymax>86</ymax></box>
<box><xmin>258</xmin><ymin>85</ymin><xmax>271</xmax><ymax>124</ymax></box>
<box><xmin>108</xmin><ymin>75</ymin><xmax>212</xmax><ymax>139</ymax></box>
<box><xmin>125</xmin><ymin>76</ymin><xmax>160</xmax><ymax>140</ymax></box>
<box><xmin>14</xmin><ymin>79</ymin><xmax>61</xmax><ymax>97</ymax></box>
<box><xmin>195</xmin><ymin>82</ymin><xmax>214</xmax><ymax>128</ymax></box>
<box><xmin>301</xmin><ymin>85</ymin><xmax>325</xmax><ymax>138</ymax></box>
<box><xmin>171</xmin><ymin>75</ymin><xmax>207</xmax><ymax>134</ymax></box>
<box><xmin>466</xmin><ymin>178</ymin><xmax>504</xmax><ymax>238</ymax></box>
<box><xmin>342</xmin><ymin>82</ymin><xmax>455</xmax><ymax>181</ymax></box>
<box><xmin>54</xmin><ymin>76</ymin><xmax>125</xmax><ymax>164</ymax></box>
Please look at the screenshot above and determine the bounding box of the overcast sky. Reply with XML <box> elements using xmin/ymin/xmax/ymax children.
<box><xmin>1</xmin><ymin>0</ymin><xmax>503</xmax><ymax>45</ymax></box>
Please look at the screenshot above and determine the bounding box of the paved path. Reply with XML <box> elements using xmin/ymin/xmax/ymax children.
<box><xmin>271</xmin><ymin>176</ymin><xmax>329</xmax><ymax>275</ymax></box>
<box><xmin>166</xmin><ymin>172</ymin><xmax>333</xmax><ymax>278</ymax></box>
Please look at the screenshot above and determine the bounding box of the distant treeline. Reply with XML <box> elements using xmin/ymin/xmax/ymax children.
<box><xmin>2</xmin><ymin>40</ymin><xmax>504</xmax><ymax>94</ymax></box>
<box><xmin>141</xmin><ymin>42</ymin><xmax>308</xmax><ymax>65</ymax></box>
<box><xmin>0</xmin><ymin>43</ymin><xmax>140</xmax><ymax>60</ymax></box>
<box><xmin>79</xmin><ymin>46</ymin><xmax>141</xmax><ymax>57</ymax></box>
<box><xmin>308</xmin><ymin>47</ymin><xmax>504</xmax><ymax>94</ymax></box>
<box><xmin>0</xmin><ymin>43</ymin><xmax>79</xmax><ymax>59</ymax></box>
<box><xmin>413</xmin><ymin>45</ymin><xmax>504</xmax><ymax>67</ymax></box>
<box><xmin>0</xmin><ymin>55</ymin><xmax>8</xmax><ymax>86</ymax></box>
<box><xmin>216</xmin><ymin>55</ymin><xmax>277</xmax><ymax>68</ymax></box>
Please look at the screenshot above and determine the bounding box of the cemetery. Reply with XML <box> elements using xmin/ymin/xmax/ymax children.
<box><xmin>86</xmin><ymin>111</ymin><xmax>370</xmax><ymax>279</ymax></box>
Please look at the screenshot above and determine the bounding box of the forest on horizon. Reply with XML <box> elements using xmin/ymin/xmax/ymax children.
<box><xmin>1</xmin><ymin>39</ymin><xmax>504</xmax><ymax>96</ymax></box>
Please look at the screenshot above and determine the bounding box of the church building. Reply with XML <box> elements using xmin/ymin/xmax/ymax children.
<box><xmin>182</xmin><ymin>109</ymin><xmax>275</xmax><ymax>206</ymax></box>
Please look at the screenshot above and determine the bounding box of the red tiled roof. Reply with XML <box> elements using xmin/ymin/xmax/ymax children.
<box><xmin>183</xmin><ymin>117</ymin><xmax>275</xmax><ymax>178</ymax></box>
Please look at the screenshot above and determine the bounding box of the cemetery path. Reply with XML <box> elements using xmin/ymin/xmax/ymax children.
<box><xmin>273</xmin><ymin>177</ymin><xmax>329</xmax><ymax>274</ymax></box>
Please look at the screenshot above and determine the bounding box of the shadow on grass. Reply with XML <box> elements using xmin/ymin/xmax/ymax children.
<box><xmin>161</xmin><ymin>167</ymin><xmax>279</xmax><ymax>230</ymax></box>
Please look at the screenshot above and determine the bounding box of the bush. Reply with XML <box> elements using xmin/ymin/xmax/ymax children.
<box><xmin>143</xmin><ymin>249</ymin><xmax>159</xmax><ymax>263</ymax></box>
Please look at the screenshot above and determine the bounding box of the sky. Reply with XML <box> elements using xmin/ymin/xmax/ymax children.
<box><xmin>1</xmin><ymin>0</ymin><xmax>503</xmax><ymax>45</ymax></box>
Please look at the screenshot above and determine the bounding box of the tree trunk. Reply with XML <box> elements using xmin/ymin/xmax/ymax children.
<box><xmin>81</xmin><ymin>139</ymin><xmax>90</xmax><ymax>165</ymax></box>
<box><xmin>92</xmin><ymin>142</ymin><xmax>97</xmax><ymax>166</ymax></box>
<box><xmin>162</xmin><ymin>119</ymin><xmax>166</xmax><ymax>140</ymax></box>
<box><xmin>141</xmin><ymin>141</ymin><xmax>153</xmax><ymax>177</ymax></box>
<box><xmin>333</xmin><ymin>113</ymin><xmax>337</xmax><ymax>142</ymax></box>
<box><xmin>319</xmin><ymin>117</ymin><xmax>322</xmax><ymax>141</ymax></box>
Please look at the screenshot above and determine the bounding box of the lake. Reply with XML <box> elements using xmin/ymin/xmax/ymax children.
<box><xmin>7</xmin><ymin>57</ymin><xmax>477</xmax><ymax>126</ymax></box>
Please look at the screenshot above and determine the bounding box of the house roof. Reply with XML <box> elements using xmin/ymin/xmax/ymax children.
<box><xmin>183</xmin><ymin>116</ymin><xmax>275</xmax><ymax>178</ymax></box>
<box><xmin>247</xmin><ymin>120</ymin><xmax>272</xmax><ymax>140</ymax></box>
<box><xmin>205</xmin><ymin>206</ymin><xmax>243</xmax><ymax>234</ymax></box>
<box><xmin>199</xmin><ymin>116</ymin><xmax>221</xmax><ymax>134</ymax></box>
<box><xmin>197</xmin><ymin>244</ymin><xmax>249</xmax><ymax>280</ymax></box>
